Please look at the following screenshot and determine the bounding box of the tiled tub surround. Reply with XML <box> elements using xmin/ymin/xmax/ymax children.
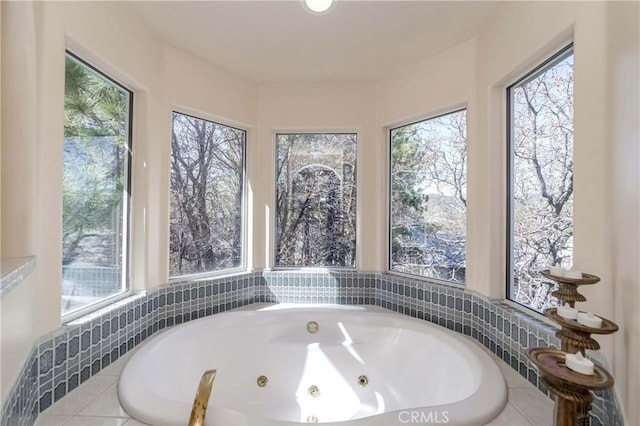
<box><xmin>1</xmin><ymin>271</ymin><xmax>623</xmax><ymax>426</ymax></box>
<box><xmin>118</xmin><ymin>305</ymin><xmax>507</xmax><ymax>425</ymax></box>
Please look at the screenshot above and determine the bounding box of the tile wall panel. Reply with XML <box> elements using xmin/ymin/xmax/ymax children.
<box><xmin>0</xmin><ymin>271</ymin><xmax>623</xmax><ymax>426</ymax></box>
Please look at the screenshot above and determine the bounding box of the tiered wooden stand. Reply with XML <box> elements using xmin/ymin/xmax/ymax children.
<box><xmin>526</xmin><ymin>271</ymin><xmax>618</xmax><ymax>426</ymax></box>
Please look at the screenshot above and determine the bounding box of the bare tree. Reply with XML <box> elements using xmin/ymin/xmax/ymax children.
<box><xmin>275</xmin><ymin>134</ymin><xmax>356</xmax><ymax>267</ymax></box>
<box><xmin>170</xmin><ymin>113</ymin><xmax>244</xmax><ymax>275</ymax></box>
<box><xmin>511</xmin><ymin>53</ymin><xmax>574</xmax><ymax>310</ymax></box>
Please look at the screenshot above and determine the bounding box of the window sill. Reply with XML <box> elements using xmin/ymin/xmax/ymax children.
<box><xmin>269</xmin><ymin>266</ymin><xmax>358</xmax><ymax>272</ymax></box>
<box><xmin>168</xmin><ymin>267</ymin><xmax>249</xmax><ymax>284</ymax></box>
<box><xmin>0</xmin><ymin>256</ymin><xmax>36</xmax><ymax>299</ymax></box>
<box><xmin>496</xmin><ymin>298</ymin><xmax>560</xmax><ymax>330</ymax></box>
<box><xmin>65</xmin><ymin>291</ymin><xmax>146</xmax><ymax>326</ymax></box>
<box><xmin>385</xmin><ymin>269</ymin><xmax>466</xmax><ymax>289</ymax></box>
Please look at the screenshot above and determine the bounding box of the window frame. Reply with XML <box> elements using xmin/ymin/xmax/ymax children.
<box><xmin>387</xmin><ymin>108</ymin><xmax>468</xmax><ymax>287</ymax></box>
<box><xmin>62</xmin><ymin>51</ymin><xmax>134</xmax><ymax>323</ymax></box>
<box><xmin>506</xmin><ymin>43</ymin><xmax>574</xmax><ymax>312</ymax></box>
<box><xmin>168</xmin><ymin>110</ymin><xmax>248</xmax><ymax>282</ymax></box>
<box><xmin>272</xmin><ymin>131</ymin><xmax>358</xmax><ymax>270</ymax></box>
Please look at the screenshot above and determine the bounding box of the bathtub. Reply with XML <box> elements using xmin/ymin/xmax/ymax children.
<box><xmin>118</xmin><ymin>304</ymin><xmax>507</xmax><ymax>425</ymax></box>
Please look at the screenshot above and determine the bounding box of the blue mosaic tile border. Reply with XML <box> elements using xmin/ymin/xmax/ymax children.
<box><xmin>259</xmin><ymin>271</ymin><xmax>376</xmax><ymax>305</ymax></box>
<box><xmin>0</xmin><ymin>271</ymin><xmax>624</xmax><ymax>426</ymax></box>
<box><xmin>0</xmin><ymin>272</ymin><xmax>259</xmax><ymax>426</ymax></box>
<box><xmin>373</xmin><ymin>274</ymin><xmax>623</xmax><ymax>426</ymax></box>
<box><xmin>374</xmin><ymin>275</ymin><xmax>559</xmax><ymax>390</ymax></box>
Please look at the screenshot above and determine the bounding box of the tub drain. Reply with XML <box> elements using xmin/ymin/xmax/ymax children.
<box><xmin>308</xmin><ymin>385</ymin><xmax>320</xmax><ymax>398</ymax></box>
<box><xmin>307</xmin><ymin>415</ymin><xmax>318</xmax><ymax>423</ymax></box>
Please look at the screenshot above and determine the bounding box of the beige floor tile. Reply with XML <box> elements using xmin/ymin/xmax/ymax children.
<box><xmin>485</xmin><ymin>402</ymin><xmax>532</xmax><ymax>425</ymax></box>
<box><xmin>33</xmin><ymin>415</ymin><xmax>71</xmax><ymax>426</ymax></box>
<box><xmin>64</xmin><ymin>416</ymin><xmax>129</xmax><ymax>426</ymax></box>
<box><xmin>508</xmin><ymin>387</ymin><xmax>554</xmax><ymax>426</ymax></box>
<box><xmin>124</xmin><ymin>419</ymin><xmax>152</xmax><ymax>426</ymax></box>
<box><xmin>78</xmin><ymin>384</ymin><xmax>129</xmax><ymax>417</ymax></box>
<box><xmin>42</xmin><ymin>376</ymin><xmax>118</xmax><ymax>416</ymax></box>
<box><xmin>497</xmin><ymin>361</ymin><xmax>532</xmax><ymax>388</ymax></box>
<box><xmin>77</xmin><ymin>373</ymin><xmax>120</xmax><ymax>391</ymax></box>
<box><xmin>98</xmin><ymin>353</ymin><xmax>132</xmax><ymax>377</ymax></box>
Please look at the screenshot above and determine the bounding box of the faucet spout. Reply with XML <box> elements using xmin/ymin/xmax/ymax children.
<box><xmin>188</xmin><ymin>369</ymin><xmax>217</xmax><ymax>426</ymax></box>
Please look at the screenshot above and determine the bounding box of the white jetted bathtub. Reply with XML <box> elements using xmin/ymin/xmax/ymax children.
<box><xmin>119</xmin><ymin>305</ymin><xmax>507</xmax><ymax>425</ymax></box>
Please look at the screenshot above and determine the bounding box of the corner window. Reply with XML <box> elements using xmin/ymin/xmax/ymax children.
<box><xmin>275</xmin><ymin>133</ymin><xmax>357</xmax><ymax>267</ymax></box>
<box><xmin>389</xmin><ymin>109</ymin><xmax>467</xmax><ymax>284</ymax></box>
<box><xmin>63</xmin><ymin>52</ymin><xmax>132</xmax><ymax>316</ymax></box>
<box><xmin>169</xmin><ymin>112</ymin><xmax>246</xmax><ymax>277</ymax></box>
<box><xmin>507</xmin><ymin>45</ymin><xmax>574</xmax><ymax>311</ymax></box>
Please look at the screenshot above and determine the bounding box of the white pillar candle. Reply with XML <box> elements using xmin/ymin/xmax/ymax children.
<box><xmin>564</xmin><ymin>270</ymin><xmax>583</xmax><ymax>279</ymax></box>
<box><xmin>565</xmin><ymin>351</ymin><xmax>594</xmax><ymax>375</ymax></box>
<box><xmin>549</xmin><ymin>265</ymin><xmax>565</xmax><ymax>277</ymax></box>
<box><xmin>577</xmin><ymin>312</ymin><xmax>603</xmax><ymax>328</ymax></box>
<box><xmin>557</xmin><ymin>305</ymin><xmax>579</xmax><ymax>320</ymax></box>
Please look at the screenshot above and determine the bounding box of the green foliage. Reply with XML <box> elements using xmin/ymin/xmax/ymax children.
<box><xmin>390</xmin><ymin>127</ymin><xmax>429</xmax><ymax>262</ymax></box>
<box><xmin>390</xmin><ymin>111</ymin><xmax>468</xmax><ymax>283</ymax></box>
<box><xmin>64</xmin><ymin>58</ymin><xmax>128</xmax><ymax>139</ymax></box>
<box><xmin>391</xmin><ymin>130</ymin><xmax>428</xmax><ymax>212</ymax></box>
<box><xmin>63</xmin><ymin>55</ymin><xmax>129</xmax><ymax>264</ymax></box>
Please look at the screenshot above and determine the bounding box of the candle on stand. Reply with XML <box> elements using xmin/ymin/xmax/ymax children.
<box><xmin>565</xmin><ymin>351</ymin><xmax>595</xmax><ymax>375</ymax></box>
<box><xmin>557</xmin><ymin>305</ymin><xmax>579</xmax><ymax>320</ymax></box>
<box><xmin>577</xmin><ymin>312</ymin><xmax>603</xmax><ymax>328</ymax></box>
<box><xmin>565</xmin><ymin>270</ymin><xmax>583</xmax><ymax>279</ymax></box>
<box><xmin>549</xmin><ymin>265</ymin><xmax>565</xmax><ymax>277</ymax></box>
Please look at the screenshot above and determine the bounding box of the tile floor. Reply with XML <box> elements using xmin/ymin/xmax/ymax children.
<box><xmin>35</xmin><ymin>335</ymin><xmax>553</xmax><ymax>426</ymax></box>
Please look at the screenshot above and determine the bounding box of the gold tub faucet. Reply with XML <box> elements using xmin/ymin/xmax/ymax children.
<box><xmin>188</xmin><ymin>369</ymin><xmax>217</xmax><ymax>426</ymax></box>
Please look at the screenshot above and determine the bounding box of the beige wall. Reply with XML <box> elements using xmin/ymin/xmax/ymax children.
<box><xmin>375</xmin><ymin>38</ymin><xmax>476</xmax><ymax>280</ymax></box>
<box><xmin>376</xmin><ymin>39</ymin><xmax>475</xmax><ymax>126</ymax></box>
<box><xmin>0</xmin><ymin>271</ymin><xmax>38</xmax><ymax>399</ymax></box>
<box><xmin>1</xmin><ymin>1</ymin><xmax>38</xmax><ymax>261</ymax></box>
<box><xmin>1</xmin><ymin>1</ymin><xmax>43</xmax><ymax>400</ymax></box>
<box><xmin>0</xmin><ymin>0</ymin><xmax>256</xmax><ymax>402</ymax></box>
<box><xmin>375</xmin><ymin>2</ymin><xmax>638</xmax><ymax>422</ymax></box>
<box><xmin>470</xmin><ymin>3</ymin><xmax>637</xmax><ymax>421</ymax></box>
<box><xmin>1</xmin><ymin>0</ymin><xmax>638</xmax><ymax>422</ymax></box>
<box><xmin>29</xmin><ymin>0</ymin><xmax>166</xmax><ymax>326</ymax></box>
<box><xmin>471</xmin><ymin>1</ymin><xmax>611</xmax><ymax>305</ymax></box>
<box><xmin>255</xmin><ymin>83</ymin><xmax>377</xmax><ymax>270</ymax></box>
<box><xmin>164</xmin><ymin>46</ymin><xmax>258</xmax><ymax>275</ymax></box>
<box><xmin>608</xmin><ymin>2</ymin><xmax>640</xmax><ymax>423</ymax></box>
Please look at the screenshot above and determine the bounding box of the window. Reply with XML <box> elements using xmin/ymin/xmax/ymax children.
<box><xmin>62</xmin><ymin>52</ymin><xmax>132</xmax><ymax>316</ymax></box>
<box><xmin>275</xmin><ymin>133</ymin><xmax>357</xmax><ymax>267</ymax></box>
<box><xmin>170</xmin><ymin>112</ymin><xmax>245</xmax><ymax>277</ymax></box>
<box><xmin>507</xmin><ymin>45</ymin><xmax>574</xmax><ymax>311</ymax></box>
<box><xmin>390</xmin><ymin>109</ymin><xmax>467</xmax><ymax>284</ymax></box>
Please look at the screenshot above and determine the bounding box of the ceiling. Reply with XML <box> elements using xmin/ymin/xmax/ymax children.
<box><xmin>130</xmin><ymin>1</ymin><xmax>501</xmax><ymax>83</ymax></box>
